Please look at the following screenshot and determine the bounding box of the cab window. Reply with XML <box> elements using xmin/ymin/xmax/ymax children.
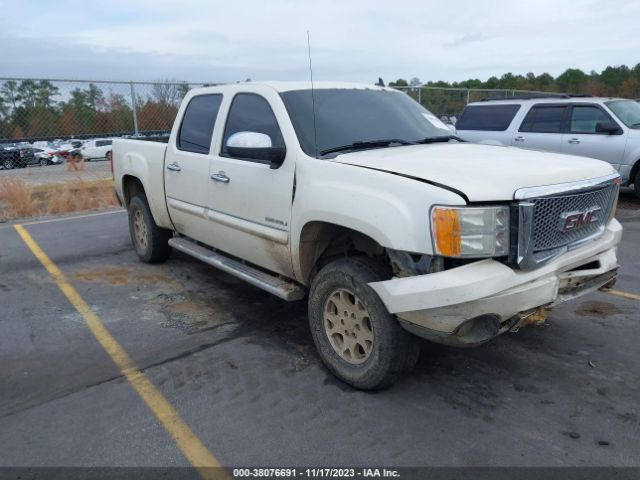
<box><xmin>177</xmin><ymin>94</ymin><xmax>223</xmax><ymax>154</ymax></box>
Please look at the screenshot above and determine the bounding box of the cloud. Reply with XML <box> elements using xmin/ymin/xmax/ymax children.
<box><xmin>1</xmin><ymin>0</ymin><xmax>639</xmax><ymax>84</ymax></box>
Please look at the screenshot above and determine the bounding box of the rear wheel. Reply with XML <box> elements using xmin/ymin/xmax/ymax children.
<box><xmin>2</xmin><ymin>158</ymin><xmax>13</xmax><ymax>169</ymax></box>
<box><xmin>128</xmin><ymin>194</ymin><xmax>172</xmax><ymax>263</ymax></box>
<box><xmin>39</xmin><ymin>158</ymin><xmax>48</xmax><ymax>167</ymax></box>
<box><xmin>308</xmin><ymin>257</ymin><xmax>420</xmax><ymax>390</ymax></box>
<box><xmin>106</xmin><ymin>151</ymin><xmax>112</xmax><ymax>162</ymax></box>
<box><xmin>634</xmin><ymin>170</ymin><xmax>640</xmax><ymax>199</ymax></box>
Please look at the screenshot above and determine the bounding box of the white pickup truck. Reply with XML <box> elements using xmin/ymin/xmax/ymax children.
<box><xmin>113</xmin><ymin>82</ymin><xmax>622</xmax><ymax>389</ymax></box>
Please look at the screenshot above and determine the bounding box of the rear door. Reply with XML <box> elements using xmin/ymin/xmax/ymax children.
<box><xmin>562</xmin><ymin>104</ymin><xmax>626</xmax><ymax>167</ymax></box>
<box><xmin>164</xmin><ymin>93</ymin><xmax>223</xmax><ymax>243</ymax></box>
<box><xmin>515</xmin><ymin>104</ymin><xmax>568</xmax><ymax>152</ymax></box>
<box><xmin>207</xmin><ymin>90</ymin><xmax>296</xmax><ymax>277</ymax></box>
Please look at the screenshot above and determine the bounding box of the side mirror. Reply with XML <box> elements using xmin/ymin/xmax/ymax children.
<box><xmin>225</xmin><ymin>131</ymin><xmax>286</xmax><ymax>169</ymax></box>
<box><xmin>595</xmin><ymin>122</ymin><xmax>621</xmax><ymax>135</ymax></box>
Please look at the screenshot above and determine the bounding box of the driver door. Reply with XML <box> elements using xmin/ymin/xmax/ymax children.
<box><xmin>207</xmin><ymin>92</ymin><xmax>296</xmax><ymax>277</ymax></box>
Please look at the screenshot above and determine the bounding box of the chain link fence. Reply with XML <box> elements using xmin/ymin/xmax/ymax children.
<box><xmin>0</xmin><ymin>78</ymin><xmax>214</xmax><ymax>144</ymax></box>
<box><xmin>393</xmin><ymin>85</ymin><xmax>554</xmax><ymax>121</ymax></box>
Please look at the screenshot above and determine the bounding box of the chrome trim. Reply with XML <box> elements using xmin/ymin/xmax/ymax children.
<box><xmin>514</xmin><ymin>173</ymin><xmax>620</xmax><ymax>200</ymax></box>
<box><xmin>517</xmin><ymin>202</ymin><xmax>534</xmax><ymax>265</ymax></box>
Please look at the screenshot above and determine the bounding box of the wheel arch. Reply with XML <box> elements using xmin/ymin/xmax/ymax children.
<box><xmin>121</xmin><ymin>174</ymin><xmax>146</xmax><ymax>208</ymax></box>
<box><xmin>629</xmin><ymin>158</ymin><xmax>640</xmax><ymax>186</ymax></box>
<box><xmin>295</xmin><ymin>220</ymin><xmax>388</xmax><ymax>286</ymax></box>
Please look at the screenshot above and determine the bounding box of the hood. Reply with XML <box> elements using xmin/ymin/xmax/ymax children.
<box><xmin>330</xmin><ymin>143</ymin><xmax>617</xmax><ymax>201</ymax></box>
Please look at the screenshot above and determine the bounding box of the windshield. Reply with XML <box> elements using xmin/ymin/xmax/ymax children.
<box><xmin>280</xmin><ymin>88</ymin><xmax>454</xmax><ymax>158</ymax></box>
<box><xmin>605</xmin><ymin>100</ymin><xmax>640</xmax><ymax>128</ymax></box>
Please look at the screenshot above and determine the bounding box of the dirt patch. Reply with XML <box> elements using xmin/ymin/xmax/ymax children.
<box><xmin>69</xmin><ymin>267</ymin><xmax>174</xmax><ymax>286</ymax></box>
<box><xmin>150</xmin><ymin>291</ymin><xmax>236</xmax><ymax>334</ymax></box>
<box><xmin>576</xmin><ymin>301</ymin><xmax>623</xmax><ymax>318</ymax></box>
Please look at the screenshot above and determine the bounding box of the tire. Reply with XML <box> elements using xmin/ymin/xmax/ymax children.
<box><xmin>634</xmin><ymin>170</ymin><xmax>640</xmax><ymax>199</ymax></box>
<box><xmin>128</xmin><ymin>194</ymin><xmax>172</xmax><ymax>263</ymax></box>
<box><xmin>39</xmin><ymin>158</ymin><xmax>48</xmax><ymax>167</ymax></box>
<box><xmin>106</xmin><ymin>151</ymin><xmax>112</xmax><ymax>162</ymax></box>
<box><xmin>2</xmin><ymin>158</ymin><xmax>13</xmax><ymax>169</ymax></box>
<box><xmin>308</xmin><ymin>256</ymin><xmax>420</xmax><ymax>390</ymax></box>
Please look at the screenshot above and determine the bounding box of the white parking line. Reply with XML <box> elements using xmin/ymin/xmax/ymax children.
<box><xmin>1</xmin><ymin>209</ymin><xmax>125</xmax><ymax>229</ymax></box>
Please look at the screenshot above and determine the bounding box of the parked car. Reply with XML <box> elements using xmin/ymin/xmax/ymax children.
<box><xmin>455</xmin><ymin>95</ymin><xmax>640</xmax><ymax>197</ymax></box>
<box><xmin>81</xmin><ymin>139</ymin><xmax>113</xmax><ymax>160</ymax></box>
<box><xmin>29</xmin><ymin>147</ymin><xmax>63</xmax><ymax>166</ymax></box>
<box><xmin>113</xmin><ymin>82</ymin><xmax>621</xmax><ymax>389</ymax></box>
<box><xmin>0</xmin><ymin>145</ymin><xmax>22</xmax><ymax>169</ymax></box>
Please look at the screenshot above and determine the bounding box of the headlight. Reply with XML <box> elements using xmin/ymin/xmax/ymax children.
<box><xmin>431</xmin><ymin>205</ymin><xmax>510</xmax><ymax>258</ymax></box>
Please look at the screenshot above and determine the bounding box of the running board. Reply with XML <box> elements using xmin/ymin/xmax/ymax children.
<box><xmin>168</xmin><ymin>237</ymin><xmax>305</xmax><ymax>301</ymax></box>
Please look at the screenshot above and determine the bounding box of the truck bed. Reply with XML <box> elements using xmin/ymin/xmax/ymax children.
<box><xmin>112</xmin><ymin>137</ymin><xmax>172</xmax><ymax>229</ymax></box>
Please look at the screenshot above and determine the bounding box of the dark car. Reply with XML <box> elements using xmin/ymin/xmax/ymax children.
<box><xmin>0</xmin><ymin>146</ymin><xmax>58</xmax><ymax>169</ymax></box>
<box><xmin>0</xmin><ymin>146</ymin><xmax>22</xmax><ymax>169</ymax></box>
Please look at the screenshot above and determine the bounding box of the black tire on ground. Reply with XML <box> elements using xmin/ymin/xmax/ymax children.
<box><xmin>2</xmin><ymin>158</ymin><xmax>13</xmax><ymax>169</ymax></box>
<box><xmin>106</xmin><ymin>151</ymin><xmax>112</xmax><ymax>162</ymax></box>
<box><xmin>39</xmin><ymin>158</ymin><xmax>48</xmax><ymax>167</ymax></box>
<box><xmin>634</xmin><ymin>170</ymin><xmax>640</xmax><ymax>199</ymax></box>
<box><xmin>308</xmin><ymin>256</ymin><xmax>420</xmax><ymax>390</ymax></box>
<box><xmin>128</xmin><ymin>194</ymin><xmax>172</xmax><ymax>263</ymax></box>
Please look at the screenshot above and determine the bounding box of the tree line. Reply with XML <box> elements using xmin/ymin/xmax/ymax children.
<box><xmin>0</xmin><ymin>80</ymin><xmax>192</xmax><ymax>141</ymax></box>
<box><xmin>391</xmin><ymin>64</ymin><xmax>640</xmax><ymax>115</ymax></box>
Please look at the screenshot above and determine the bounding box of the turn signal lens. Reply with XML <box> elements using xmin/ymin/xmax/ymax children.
<box><xmin>432</xmin><ymin>208</ymin><xmax>462</xmax><ymax>256</ymax></box>
<box><xmin>431</xmin><ymin>206</ymin><xmax>510</xmax><ymax>258</ymax></box>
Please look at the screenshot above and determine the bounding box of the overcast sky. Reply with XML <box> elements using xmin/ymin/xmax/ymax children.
<box><xmin>1</xmin><ymin>0</ymin><xmax>639</xmax><ymax>84</ymax></box>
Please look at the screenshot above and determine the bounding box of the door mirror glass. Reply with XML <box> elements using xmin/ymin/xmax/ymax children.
<box><xmin>225</xmin><ymin>131</ymin><xmax>285</xmax><ymax>168</ymax></box>
<box><xmin>595</xmin><ymin>121</ymin><xmax>621</xmax><ymax>135</ymax></box>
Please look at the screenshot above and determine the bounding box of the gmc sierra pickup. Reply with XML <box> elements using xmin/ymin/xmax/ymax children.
<box><xmin>113</xmin><ymin>82</ymin><xmax>622</xmax><ymax>389</ymax></box>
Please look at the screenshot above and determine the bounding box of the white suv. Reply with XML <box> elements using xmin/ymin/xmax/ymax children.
<box><xmin>456</xmin><ymin>96</ymin><xmax>640</xmax><ymax>196</ymax></box>
<box><xmin>81</xmin><ymin>138</ymin><xmax>113</xmax><ymax>161</ymax></box>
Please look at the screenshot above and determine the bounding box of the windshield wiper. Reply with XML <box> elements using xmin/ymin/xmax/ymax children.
<box><xmin>320</xmin><ymin>139</ymin><xmax>415</xmax><ymax>156</ymax></box>
<box><xmin>415</xmin><ymin>135</ymin><xmax>464</xmax><ymax>144</ymax></box>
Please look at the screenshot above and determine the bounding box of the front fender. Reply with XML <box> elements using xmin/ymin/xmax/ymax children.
<box><xmin>290</xmin><ymin>159</ymin><xmax>465</xmax><ymax>282</ymax></box>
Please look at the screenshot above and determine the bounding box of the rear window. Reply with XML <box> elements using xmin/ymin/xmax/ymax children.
<box><xmin>178</xmin><ymin>94</ymin><xmax>223</xmax><ymax>154</ymax></box>
<box><xmin>456</xmin><ymin>104</ymin><xmax>520</xmax><ymax>131</ymax></box>
<box><xmin>519</xmin><ymin>105</ymin><xmax>567</xmax><ymax>133</ymax></box>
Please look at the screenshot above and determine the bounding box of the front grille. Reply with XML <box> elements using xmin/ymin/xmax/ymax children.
<box><xmin>531</xmin><ymin>183</ymin><xmax>618</xmax><ymax>253</ymax></box>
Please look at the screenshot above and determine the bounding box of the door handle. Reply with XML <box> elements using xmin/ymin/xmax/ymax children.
<box><xmin>514</xmin><ymin>136</ymin><xmax>525</xmax><ymax>142</ymax></box>
<box><xmin>568</xmin><ymin>138</ymin><xmax>580</xmax><ymax>144</ymax></box>
<box><xmin>166</xmin><ymin>162</ymin><xmax>181</xmax><ymax>172</ymax></box>
<box><xmin>211</xmin><ymin>172</ymin><xmax>230</xmax><ymax>183</ymax></box>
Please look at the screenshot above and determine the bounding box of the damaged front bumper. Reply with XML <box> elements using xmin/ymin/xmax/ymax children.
<box><xmin>369</xmin><ymin>219</ymin><xmax>622</xmax><ymax>347</ymax></box>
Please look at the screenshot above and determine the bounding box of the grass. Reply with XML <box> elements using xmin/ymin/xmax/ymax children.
<box><xmin>0</xmin><ymin>177</ymin><xmax>120</xmax><ymax>221</ymax></box>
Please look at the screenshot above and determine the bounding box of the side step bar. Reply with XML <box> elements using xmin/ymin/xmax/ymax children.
<box><xmin>168</xmin><ymin>237</ymin><xmax>306</xmax><ymax>302</ymax></box>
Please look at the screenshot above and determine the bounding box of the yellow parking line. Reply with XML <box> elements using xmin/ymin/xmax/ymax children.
<box><xmin>14</xmin><ymin>224</ymin><xmax>227</xmax><ymax>480</ymax></box>
<box><xmin>606</xmin><ymin>289</ymin><xmax>640</xmax><ymax>301</ymax></box>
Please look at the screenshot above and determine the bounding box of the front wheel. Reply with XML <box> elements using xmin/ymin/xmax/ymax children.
<box><xmin>634</xmin><ymin>170</ymin><xmax>640</xmax><ymax>199</ymax></box>
<box><xmin>128</xmin><ymin>194</ymin><xmax>172</xmax><ymax>263</ymax></box>
<box><xmin>308</xmin><ymin>257</ymin><xmax>420</xmax><ymax>390</ymax></box>
<box><xmin>2</xmin><ymin>158</ymin><xmax>14</xmax><ymax>169</ymax></box>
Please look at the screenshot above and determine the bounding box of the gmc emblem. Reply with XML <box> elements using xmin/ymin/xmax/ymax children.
<box><xmin>559</xmin><ymin>206</ymin><xmax>601</xmax><ymax>232</ymax></box>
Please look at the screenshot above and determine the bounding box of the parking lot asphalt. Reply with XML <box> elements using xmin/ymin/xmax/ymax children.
<box><xmin>0</xmin><ymin>161</ymin><xmax>112</xmax><ymax>186</ymax></box>
<box><xmin>1</xmin><ymin>189</ymin><xmax>639</xmax><ymax>470</ymax></box>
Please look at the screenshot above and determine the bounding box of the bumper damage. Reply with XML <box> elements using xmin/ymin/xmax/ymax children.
<box><xmin>369</xmin><ymin>220</ymin><xmax>622</xmax><ymax>347</ymax></box>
